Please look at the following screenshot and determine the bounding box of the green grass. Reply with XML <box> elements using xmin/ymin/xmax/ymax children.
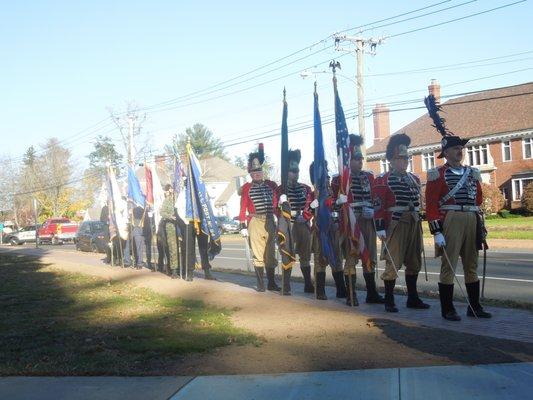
<box><xmin>0</xmin><ymin>253</ymin><xmax>257</xmax><ymax>375</ymax></box>
<box><xmin>422</xmin><ymin>216</ymin><xmax>533</xmax><ymax>240</ymax></box>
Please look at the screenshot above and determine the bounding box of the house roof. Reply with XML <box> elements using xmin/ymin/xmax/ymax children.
<box><xmin>198</xmin><ymin>157</ymin><xmax>247</xmax><ymax>182</ymax></box>
<box><xmin>367</xmin><ymin>82</ymin><xmax>533</xmax><ymax>156</ymax></box>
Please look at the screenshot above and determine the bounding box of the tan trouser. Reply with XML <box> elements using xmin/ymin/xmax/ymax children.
<box><xmin>439</xmin><ymin>211</ymin><xmax>479</xmax><ymax>285</ymax></box>
<box><xmin>292</xmin><ymin>220</ymin><xmax>312</xmax><ymax>267</ymax></box>
<box><xmin>312</xmin><ymin>225</ymin><xmax>343</xmax><ymax>273</ymax></box>
<box><xmin>380</xmin><ymin>212</ymin><xmax>422</xmax><ymax>280</ymax></box>
<box><xmin>248</xmin><ymin>215</ymin><xmax>277</xmax><ymax>268</ymax></box>
<box><xmin>344</xmin><ymin>214</ymin><xmax>377</xmax><ymax>274</ymax></box>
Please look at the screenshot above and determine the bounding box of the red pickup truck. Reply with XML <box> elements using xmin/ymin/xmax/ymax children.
<box><xmin>38</xmin><ymin>218</ymin><xmax>79</xmax><ymax>245</ymax></box>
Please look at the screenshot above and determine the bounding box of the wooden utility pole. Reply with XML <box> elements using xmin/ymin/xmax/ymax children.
<box><xmin>334</xmin><ymin>34</ymin><xmax>385</xmax><ymax>160</ymax></box>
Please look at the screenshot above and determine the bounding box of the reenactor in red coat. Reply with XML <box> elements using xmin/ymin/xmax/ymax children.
<box><xmin>275</xmin><ymin>150</ymin><xmax>314</xmax><ymax>294</ymax></box>
<box><xmin>372</xmin><ymin>134</ymin><xmax>430</xmax><ymax>313</ymax></box>
<box><xmin>335</xmin><ymin>134</ymin><xmax>384</xmax><ymax>305</ymax></box>
<box><xmin>239</xmin><ymin>144</ymin><xmax>280</xmax><ymax>292</ymax></box>
<box><xmin>424</xmin><ymin>94</ymin><xmax>491</xmax><ymax>321</ymax></box>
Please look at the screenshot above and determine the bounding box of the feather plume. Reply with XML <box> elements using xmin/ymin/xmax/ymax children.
<box><xmin>424</xmin><ymin>94</ymin><xmax>453</xmax><ymax>137</ymax></box>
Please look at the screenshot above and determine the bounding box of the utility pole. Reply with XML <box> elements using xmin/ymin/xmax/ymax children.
<box><xmin>334</xmin><ymin>33</ymin><xmax>385</xmax><ymax>160</ymax></box>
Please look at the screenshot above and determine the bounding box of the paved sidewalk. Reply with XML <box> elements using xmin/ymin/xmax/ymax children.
<box><xmin>1</xmin><ymin>362</ymin><xmax>530</xmax><ymax>399</ymax></box>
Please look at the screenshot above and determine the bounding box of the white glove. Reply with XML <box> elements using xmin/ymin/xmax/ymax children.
<box><xmin>336</xmin><ymin>194</ymin><xmax>348</xmax><ymax>205</ymax></box>
<box><xmin>240</xmin><ymin>228</ymin><xmax>249</xmax><ymax>237</ymax></box>
<box><xmin>434</xmin><ymin>232</ymin><xmax>446</xmax><ymax>248</ymax></box>
<box><xmin>362</xmin><ymin>207</ymin><xmax>374</xmax><ymax>219</ymax></box>
<box><xmin>147</xmin><ymin>211</ymin><xmax>154</xmax><ymax>218</ymax></box>
<box><xmin>279</xmin><ymin>194</ymin><xmax>288</xmax><ymax>204</ymax></box>
<box><xmin>376</xmin><ymin>230</ymin><xmax>386</xmax><ymax>240</ymax></box>
<box><xmin>310</xmin><ymin>199</ymin><xmax>319</xmax><ymax>209</ymax></box>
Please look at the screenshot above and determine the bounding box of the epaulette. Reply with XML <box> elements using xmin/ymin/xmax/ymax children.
<box><xmin>471</xmin><ymin>167</ymin><xmax>481</xmax><ymax>181</ymax></box>
<box><xmin>427</xmin><ymin>168</ymin><xmax>439</xmax><ymax>182</ymax></box>
<box><xmin>377</xmin><ymin>172</ymin><xmax>387</xmax><ymax>178</ymax></box>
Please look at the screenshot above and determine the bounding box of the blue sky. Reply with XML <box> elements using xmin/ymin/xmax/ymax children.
<box><xmin>2</xmin><ymin>0</ymin><xmax>532</xmax><ymax>181</ymax></box>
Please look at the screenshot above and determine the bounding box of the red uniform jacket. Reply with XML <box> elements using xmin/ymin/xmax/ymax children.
<box><xmin>425</xmin><ymin>165</ymin><xmax>482</xmax><ymax>233</ymax></box>
<box><xmin>239</xmin><ymin>179</ymin><xmax>278</xmax><ymax>225</ymax></box>
<box><xmin>274</xmin><ymin>183</ymin><xmax>314</xmax><ymax>221</ymax></box>
<box><xmin>372</xmin><ymin>171</ymin><xmax>421</xmax><ymax>231</ymax></box>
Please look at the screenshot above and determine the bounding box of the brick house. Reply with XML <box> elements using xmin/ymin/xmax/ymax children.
<box><xmin>366</xmin><ymin>80</ymin><xmax>533</xmax><ymax>208</ymax></box>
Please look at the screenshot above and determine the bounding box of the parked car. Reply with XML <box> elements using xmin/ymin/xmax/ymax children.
<box><xmin>75</xmin><ymin>221</ymin><xmax>109</xmax><ymax>253</ymax></box>
<box><xmin>216</xmin><ymin>216</ymin><xmax>240</xmax><ymax>234</ymax></box>
<box><xmin>7</xmin><ymin>224</ymin><xmax>40</xmax><ymax>245</ymax></box>
<box><xmin>38</xmin><ymin>217</ymin><xmax>78</xmax><ymax>245</ymax></box>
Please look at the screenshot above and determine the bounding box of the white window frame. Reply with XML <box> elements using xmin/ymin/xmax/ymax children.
<box><xmin>422</xmin><ymin>152</ymin><xmax>436</xmax><ymax>171</ymax></box>
<box><xmin>501</xmin><ymin>140</ymin><xmax>512</xmax><ymax>162</ymax></box>
<box><xmin>523</xmin><ymin>137</ymin><xmax>533</xmax><ymax>160</ymax></box>
<box><xmin>511</xmin><ymin>177</ymin><xmax>533</xmax><ymax>201</ymax></box>
<box><xmin>467</xmin><ymin>144</ymin><xmax>489</xmax><ymax>166</ymax></box>
<box><xmin>407</xmin><ymin>156</ymin><xmax>413</xmax><ymax>172</ymax></box>
<box><xmin>380</xmin><ymin>159</ymin><xmax>390</xmax><ymax>173</ymax></box>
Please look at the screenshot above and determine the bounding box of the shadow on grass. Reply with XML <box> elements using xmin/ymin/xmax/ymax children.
<box><xmin>0</xmin><ymin>252</ymin><xmax>256</xmax><ymax>376</ymax></box>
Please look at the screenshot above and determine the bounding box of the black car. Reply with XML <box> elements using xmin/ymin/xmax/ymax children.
<box><xmin>75</xmin><ymin>221</ymin><xmax>109</xmax><ymax>253</ymax></box>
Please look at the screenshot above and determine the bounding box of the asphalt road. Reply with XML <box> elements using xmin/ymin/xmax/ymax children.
<box><xmin>4</xmin><ymin>239</ymin><xmax>532</xmax><ymax>303</ymax></box>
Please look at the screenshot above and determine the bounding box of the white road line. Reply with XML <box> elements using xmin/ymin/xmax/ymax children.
<box><xmin>213</xmin><ymin>257</ymin><xmax>533</xmax><ymax>284</ymax></box>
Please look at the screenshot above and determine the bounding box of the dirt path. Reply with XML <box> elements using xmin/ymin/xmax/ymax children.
<box><xmin>20</xmin><ymin>254</ymin><xmax>533</xmax><ymax>375</ymax></box>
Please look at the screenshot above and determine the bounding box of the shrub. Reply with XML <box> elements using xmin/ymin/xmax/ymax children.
<box><xmin>481</xmin><ymin>183</ymin><xmax>505</xmax><ymax>215</ymax></box>
<box><xmin>521</xmin><ymin>183</ymin><xmax>533</xmax><ymax>215</ymax></box>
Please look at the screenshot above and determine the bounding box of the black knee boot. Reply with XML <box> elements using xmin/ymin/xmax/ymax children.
<box><xmin>281</xmin><ymin>268</ymin><xmax>292</xmax><ymax>295</ymax></box>
<box><xmin>405</xmin><ymin>274</ymin><xmax>430</xmax><ymax>309</ymax></box>
<box><xmin>332</xmin><ymin>270</ymin><xmax>347</xmax><ymax>298</ymax></box>
<box><xmin>438</xmin><ymin>283</ymin><xmax>461</xmax><ymax>321</ymax></box>
<box><xmin>363</xmin><ymin>272</ymin><xmax>384</xmax><ymax>304</ymax></box>
<box><xmin>266</xmin><ymin>267</ymin><xmax>280</xmax><ymax>291</ymax></box>
<box><xmin>384</xmin><ymin>280</ymin><xmax>398</xmax><ymax>312</ymax></box>
<box><xmin>254</xmin><ymin>267</ymin><xmax>265</xmax><ymax>292</ymax></box>
<box><xmin>465</xmin><ymin>281</ymin><xmax>492</xmax><ymax>318</ymax></box>
<box><xmin>344</xmin><ymin>274</ymin><xmax>359</xmax><ymax>306</ymax></box>
<box><xmin>300</xmin><ymin>266</ymin><xmax>314</xmax><ymax>293</ymax></box>
<box><xmin>315</xmin><ymin>271</ymin><xmax>327</xmax><ymax>300</ymax></box>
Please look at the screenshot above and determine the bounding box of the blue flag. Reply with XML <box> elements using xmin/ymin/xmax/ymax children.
<box><xmin>185</xmin><ymin>144</ymin><xmax>222</xmax><ymax>259</ymax></box>
<box><xmin>127</xmin><ymin>166</ymin><xmax>145</xmax><ymax>207</ymax></box>
<box><xmin>313</xmin><ymin>87</ymin><xmax>337</xmax><ymax>267</ymax></box>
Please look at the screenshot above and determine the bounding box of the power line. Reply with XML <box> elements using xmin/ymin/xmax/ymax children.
<box><xmin>388</xmin><ymin>0</ymin><xmax>527</xmax><ymax>38</ymax></box>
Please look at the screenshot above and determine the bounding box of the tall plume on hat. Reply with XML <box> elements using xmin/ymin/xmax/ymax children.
<box><xmin>386</xmin><ymin>133</ymin><xmax>410</xmax><ymax>161</ymax></box>
<box><xmin>349</xmin><ymin>134</ymin><xmax>364</xmax><ymax>147</ymax></box>
<box><xmin>248</xmin><ymin>142</ymin><xmax>265</xmax><ymax>172</ymax></box>
<box><xmin>288</xmin><ymin>149</ymin><xmax>301</xmax><ymax>164</ymax></box>
<box><xmin>424</xmin><ymin>94</ymin><xmax>453</xmax><ymax>137</ymax></box>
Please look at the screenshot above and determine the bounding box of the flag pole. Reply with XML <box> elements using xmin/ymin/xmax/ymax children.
<box><xmin>331</xmin><ymin>60</ymin><xmax>354</xmax><ymax>307</ymax></box>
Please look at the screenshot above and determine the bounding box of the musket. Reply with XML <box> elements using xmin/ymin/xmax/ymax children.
<box><xmin>480</xmin><ymin>211</ymin><xmax>489</xmax><ymax>299</ymax></box>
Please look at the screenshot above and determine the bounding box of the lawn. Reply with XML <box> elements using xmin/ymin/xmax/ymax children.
<box><xmin>422</xmin><ymin>216</ymin><xmax>533</xmax><ymax>240</ymax></box>
<box><xmin>0</xmin><ymin>253</ymin><xmax>257</xmax><ymax>375</ymax></box>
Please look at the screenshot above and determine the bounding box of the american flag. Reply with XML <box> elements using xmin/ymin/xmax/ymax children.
<box><xmin>333</xmin><ymin>77</ymin><xmax>370</xmax><ymax>269</ymax></box>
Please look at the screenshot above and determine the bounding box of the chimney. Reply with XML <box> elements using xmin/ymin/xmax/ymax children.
<box><xmin>428</xmin><ymin>79</ymin><xmax>441</xmax><ymax>104</ymax></box>
<box><xmin>373</xmin><ymin>103</ymin><xmax>390</xmax><ymax>142</ymax></box>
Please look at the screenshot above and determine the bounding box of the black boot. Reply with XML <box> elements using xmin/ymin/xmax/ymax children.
<box><xmin>465</xmin><ymin>281</ymin><xmax>492</xmax><ymax>318</ymax></box>
<box><xmin>364</xmin><ymin>272</ymin><xmax>385</xmax><ymax>304</ymax></box>
<box><xmin>300</xmin><ymin>266</ymin><xmax>314</xmax><ymax>293</ymax></box>
<box><xmin>332</xmin><ymin>271</ymin><xmax>347</xmax><ymax>298</ymax></box>
<box><xmin>254</xmin><ymin>267</ymin><xmax>265</xmax><ymax>292</ymax></box>
<box><xmin>266</xmin><ymin>267</ymin><xmax>281</xmax><ymax>292</ymax></box>
<box><xmin>204</xmin><ymin>269</ymin><xmax>216</xmax><ymax>280</ymax></box>
<box><xmin>171</xmin><ymin>269</ymin><xmax>179</xmax><ymax>279</ymax></box>
<box><xmin>281</xmin><ymin>268</ymin><xmax>292</xmax><ymax>295</ymax></box>
<box><xmin>438</xmin><ymin>283</ymin><xmax>461</xmax><ymax>321</ymax></box>
<box><xmin>315</xmin><ymin>272</ymin><xmax>327</xmax><ymax>300</ymax></box>
<box><xmin>384</xmin><ymin>280</ymin><xmax>398</xmax><ymax>312</ymax></box>
<box><xmin>405</xmin><ymin>274</ymin><xmax>430</xmax><ymax>309</ymax></box>
<box><xmin>344</xmin><ymin>274</ymin><xmax>359</xmax><ymax>306</ymax></box>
